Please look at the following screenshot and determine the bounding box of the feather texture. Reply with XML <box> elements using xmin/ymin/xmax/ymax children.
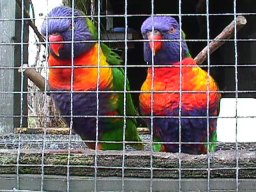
<box><xmin>140</xmin><ymin>16</ymin><xmax>221</xmax><ymax>154</ymax></box>
<box><xmin>140</xmin><ymin>58</ymin><xmax>220</xmax><ymax>154</ymax></box>
<box><xmin>42</xmin><ymin>6</ymin><xmax>143</xmax><ymax>150</ymax></box>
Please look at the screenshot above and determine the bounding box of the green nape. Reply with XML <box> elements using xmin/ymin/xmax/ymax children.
<box><xmin>86</xmin><ymin>18</ymin><xmax>97</xmax><ymax>39</ymax></box>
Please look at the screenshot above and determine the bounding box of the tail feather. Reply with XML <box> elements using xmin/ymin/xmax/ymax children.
<box><xmin>208</xmin><ymin>130</ymin><xmax>218</xmax><ymax>153</ymax></box>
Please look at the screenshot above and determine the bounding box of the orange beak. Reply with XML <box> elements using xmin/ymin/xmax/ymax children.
<box><xmin>147</xmin><ymin>32</ymin><xmax>163</xmax><ymax>56</ymax></box>
<box><xmin>49</xmin><ymin>34</ymin><xmax>64</xmax><ymax>57</ymax></box>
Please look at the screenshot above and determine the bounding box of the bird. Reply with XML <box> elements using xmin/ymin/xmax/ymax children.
<box><xmin>41</xmin><ymin>6</ymin><xmax>143</xmax><ymax>150</ymax></box>
<box><xmin>139</xmin><ymin>16</ymin><xmax>221</xmax><ymax>154</ymax></box>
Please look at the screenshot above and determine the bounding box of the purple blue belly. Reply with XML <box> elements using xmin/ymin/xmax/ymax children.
<box><xmin>148</xmin><ymin>108</ymin><xmax>216</xmax><ymax>154</ymax></box>
<box><xmin>51</xmin><ymin>92</ymin><xmax>113</xmax><ymax>141</ymax></box>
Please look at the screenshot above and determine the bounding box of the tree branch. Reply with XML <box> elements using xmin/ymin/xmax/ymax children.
<box><xmin>194</xmin><ymin>16</ymin><xmax>247</xmax><ymax>65</ymax></box>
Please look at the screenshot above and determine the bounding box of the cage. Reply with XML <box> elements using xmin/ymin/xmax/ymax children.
<box><xmin>0</xmin><ymin>0</ymin><xmax>256</xmax><ymax>191</ymax></box>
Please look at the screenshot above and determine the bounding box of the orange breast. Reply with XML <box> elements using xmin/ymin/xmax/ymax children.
<box><xmin>48</xmin><ymin>44</ymin><xmax>113</xmax><ymax>91</ymax></box>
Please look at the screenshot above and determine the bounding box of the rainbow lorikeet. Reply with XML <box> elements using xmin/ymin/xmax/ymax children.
<box><xmin>139</xmin><ymin>16</ymin><xmax>221</xmax><ymax>154</ymax></box>
<box><xmin>41</xmin><ymin>6</ymin><xmax>143</xmax><ymax>150</ymax></box>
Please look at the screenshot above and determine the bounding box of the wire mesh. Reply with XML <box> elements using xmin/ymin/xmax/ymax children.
<box><xmin>0</xmin><ymin>0</ymin><xmax>256</xmax><ymax>191</ymax></box>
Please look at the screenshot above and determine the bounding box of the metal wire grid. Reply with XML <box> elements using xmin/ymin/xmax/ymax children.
<box><xmin>0</xmin><ymin>0</ymin><xmax>255</xmax><ymax>191</ymax></box>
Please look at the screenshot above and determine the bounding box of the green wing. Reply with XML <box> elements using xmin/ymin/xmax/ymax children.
<box><xmin>111</xmin><ymin>67</ymin><xmax>144</xmax><ymax>150</ymax></box>
<box><xmin>112</xmin><ymin>68</ymin><xmax>138</xmax><ymax>117</ymax></box>
<box><xmin>86</xmin><ymin>17</ymin><xmax>143</xmax><ymax>150</ymax></box>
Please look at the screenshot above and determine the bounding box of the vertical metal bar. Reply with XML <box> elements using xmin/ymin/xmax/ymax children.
<box><xmin>19</xmin><ymin>0</ymin><xmax>25</xmax><ymax>129</ymax></box>
<box><xmin>122</xmin><ymin>0</ymin><xmax>128</xmax><ymax>191</ymax></box>
<box><xmin>105</xmin><ymin>0</ymin><xmax>113</xmax><ymax>31</ymax></box>
<box><xmin>95</xmin><ymin>0</ymin><xmax>101</xmax><ymax>190</ymax></box>
<box><xmin>67</xmin><ymin>1</ymin><xmax>76</xmax><ymax>191</ymax></box>
<box><xmin>233</xmin><ymin>1</ymin><xmax>239</xmax><ymax>191</ymax></box>
<box><xmin>16</xmin><ymin>0</ymin><xmax>26</xmax><ymax>189</ymax></box>
<box><xmin>91</xmin><ymin>0</ymin><xmax>95</xmax><ymax>19</ymax></box>
<box><xmin>40</xmin><ymin>1</ymin><xmax>50</xmax><ymax>190</ymax></box>
<box><xmin>16</xmin><ymin>130</ymin><xmax>21</xmax><ymax>190</ymax></box>
<box><xmin>178</xmin><ymin>0</ymin><xmax>182</xmax><ymax>191</ymax></box>
<box><xmin>16</xmin><ymin>131</ymin><xmax>21</xmax><ymax>190</ymax></box>
<box><xmin>205</xmin><ymin>0</ymin><xmax>211</xmax><ymax>191</ymax></box>
<box><xmin>150</xmin><ymin>0</ymin><xmax>155</xmax><ymax>191</ymax></box>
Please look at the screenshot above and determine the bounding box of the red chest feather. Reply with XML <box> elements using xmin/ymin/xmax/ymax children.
<box><xmin>140</xmin><ymin>58</ymin><xmax>220</xmax><ymax>115</ymax></box>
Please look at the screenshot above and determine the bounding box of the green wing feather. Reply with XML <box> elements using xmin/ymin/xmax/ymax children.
<box><xmin>101</xmin><ymin>43</ymin><xmax>123</xmax><ymax>65</ymax></box>
<box><xmin>111</xmin><ymin>68</ymin><xmax>144</xmax><ymax>150</ymax></box>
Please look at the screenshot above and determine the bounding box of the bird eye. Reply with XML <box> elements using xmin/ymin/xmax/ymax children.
<box><xmin>168</xmin><ymin>27</ymin><xmax>176</xmax><ymax>34</ymax></box>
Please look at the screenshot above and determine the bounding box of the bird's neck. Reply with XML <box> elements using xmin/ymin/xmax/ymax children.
<box><xmin>147</xmin><ymin>57</ymin><xmax>197</xmax><ymax>78</ymax></box>
<box><xmin>48</xmin><ymin>43</ymin><xmax>113</xmax><ymax>91</ymax></box>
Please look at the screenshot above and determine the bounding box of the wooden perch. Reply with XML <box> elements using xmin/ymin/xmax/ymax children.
<box><xmin>19</xmin><ymin>66</ymin><xmax>49</xmax><ymax>92</ymax></box>
<box><xmin>19</xmin><ymin>14</ymin><xmax>247</xmax><ymax>92</ymax></box>
<box><xmin>15</xmin><ymin>127</ymin><xmax>150</xmax><ymax>134</ymax></box>
<box><xmin>15</xmin><ymin>127</ymin><xmax>69</xmax><ymax>134</ymax></box>
<box><xmin>194</xmin><ymin>16</ymin><xmax>247</xmax><ymax>65</ymax></box>
<box><xmin>0</xmin><ymin>149</ymin><xmax>255</xmax><ymax>178</ymax></box>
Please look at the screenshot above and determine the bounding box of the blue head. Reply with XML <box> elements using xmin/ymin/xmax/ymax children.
<box><xmin>41</xmin><ymin>6</ymin><xmax>95</xmax><ymax>59</ymax></box>
<box><xmin>141</xmin><ymin>16</ymin><xmax>190</xmax><ymax>64</ymax></box>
